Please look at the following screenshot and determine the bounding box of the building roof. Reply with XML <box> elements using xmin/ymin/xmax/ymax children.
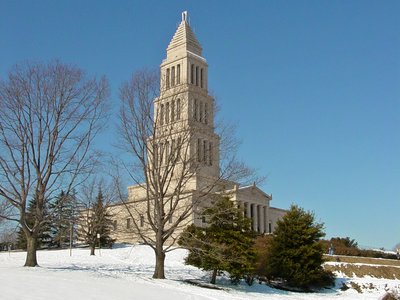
<box><xmin>167</xmin><ymin>11</ymin><xmax>202</xmax><ymax>56</ymax></box>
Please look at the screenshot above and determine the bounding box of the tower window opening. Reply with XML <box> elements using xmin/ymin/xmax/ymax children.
<box><xmin>154</xmin><ymin>143</ymin><xmax>159</xmax><ymax>166</ymax></box>
<box><xmin>159</xmin><ymin>142</ymin><xmax>164</xmax><ymax>165</ymax></box>
<box><xmin>177</xmin><ymin>64</ymin><xmax>180</xmax><ymax>84</ymax></box>
<box><xmin>171</xmin><ymin>100</ymin><xmax>175</xmax><ymax>121</ymax></box>
<box><xmin>177</xmin><ymin>137</ymin><xmax>182</xmax><ymax>158</ymax></box>
<box><xmin>195</xmin><ymin>66</ymin><xmax>199</xmax><ymax>86</ymax></box>
<box><xmin>200</xmin><ymin>68</ymin><xmax>203</xmax><ymax>88</ymax></box>
<box><xmin>165</xmin><ymin>141</ymin><xmax>170</xmax><ymax>162</ymax></box>
<box><xmin>171</xmin><ymin>139</ymin><xmax>176</xmax><ymax>160</ymax></box>
<box><xmin>209</xmin><ymin>142</ymin><xmax>213</xmax><ymax>165</ymax></box>
<box><xmin>171</xmin><ymin>66</ymin><xmax>175</xmax><ymax>86</ymax></box>
<box><xmin>126</xmin><ymin>218</ymin><xmax>131</xmax><ymax>229</ymax></box>
<box><xmin>204</xmin><ymin>103</ymin><xmax>208</xmax><ymax>124</ymax></box>
<box><xmin>166</xmin><ymin>102</ymin><xmax>170</xmax><ymax>124</ymax></box>
<box><xmin>140</xmin><ymin>215</ymin><xmax>144</xmax><ymax>227</ymax></box>
<box><xmin>160</xmin><ymin>104</ymin><xmax>164</xmax><ymax>126</ymax></box>
<box><xmin>190</xmin><ymin>64</ymin><xmax>194</xmax><ymax>84</ymax></box>
<box><xmin>203</xmin><ymin>140</ymin><xmax>207</xmax><ymax>163</ymax></box>
<box><xmin>199</xmin><ymin>101</ymin><xmax>203</xmax><ymax>122</ymax></box>
<box><xmin>176</xmin><ymin>98</ymin><xmax>181</xmax><ymax>120</ymax></box>
<box><xmin>197</xmin><ymin>138</ymin><xmax>201</xmax><ymax>162</ymax></box>
<box><xmin>194</xmin><ymin>99</ymin><xmax>198</xmax><ymax>121</ymax></box>
<box><xmin>166</xmin><ymin>68</ymin><xmax>170</xmax><ymax>89</ymax></box>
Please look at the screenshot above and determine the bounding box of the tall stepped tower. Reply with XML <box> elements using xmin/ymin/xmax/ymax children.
<box><xmin>154</xmin><ymin>11</ymin><xmax>220</xmax><ymax>181</ymax></box>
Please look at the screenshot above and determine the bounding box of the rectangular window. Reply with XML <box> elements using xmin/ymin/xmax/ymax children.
<box><xmin>269</xmin><ymin>222</ymin><xmax>272</xmax><ymax>234</ymax></box>
<box><xmin>197</xmin><ymin>138</ymin><xmax>201</xmax><ymax>162</ymax></box>
<box><xmin>200</xmin><ymin>68</ymin><xmax>203</xmax><ymax>88</ymax></box>
<box><xmin>166</xmin><ymin>68</ymin><xmax>170</xmax><ymax>89</ymax></box>
<box><xmin>166</xmin><ymin>102</ymin><xmax>170</xmax><ymax>124</ymax></box>
<box><xmin>154</xmin><ymin>143</ymin><xmax>158</xmax><ymax>166</ymax></box>
<box><xmin>171</xmin><ymin>66</ymin><xmax>175</xmax><ymax>86</ymax></box>
<box><xmin>177</xmin><ymin>137</ymin><xmax>182</xmax><ymax>158</ymax></box>
<box><xmin>159</xmin><ymin>142</ymin><xmax>164</xmax><ymax>165</ymax></box>
<box><xmin>204</xmin><ymin>103</ymin><xmax>208</xmax><ymax>124</ymax></box>
<box><xmin>209</xmin><ymin>142</ymin><xmax>213</xmax><ymax>166</ymax></box>
<box><xmin>177</xmin><ymin>64</ymin><xmax>180</xmax><ymax>84</ymax></box>
<box><xmin>195</xmin><ymin>66</ymin><xmax>199</xmax><ymax>86</ymax></box>
<box><xmin>140</xmin><ymin>215</ymin><xmax>144</xmax><ymax>227</ymax></box>
<box><xmin>171</xmin><ymin>139</ymin><xmax>176</xmax><ymax>161</ymax></box>
<box><xmin>160</xmin><ymin>104</ymin><xmax>164</xmax><ymax>126</ymax></box>
<box><xmin>126</xmin><ymin>218</ymin><xmax>131</xmax><ymax>229</ymax></box>
<box><xmin>190</xmin><ymin>64</ymin><xmax>194</xmax><ymax>84</ymax></box>
<box><xmin>194</xmin><ymin>99</ymin><xmax>198</xmax><ymax>121</ymax></box>
<box><xmin>165</xmin><ymin>141</ymin><xmax>170</xmax><ymax>162</ymax></box>
<box><xmin>176</xmin><ymin>98</ymin><xmax>181</xmax><ymax>120</ymax></box>
<box><xmin>199</xmin><ymin>101</ymin><xmax>203</xmax><ymax>122</ymax></box>
<box><xmin>113</xmin><ymin>220</ymin><xmax>117</xmax><ymax>231</ymax></box>
<box><xmin>203</xmin><ymin>140</ymin><xmax>207</xmax><ymax>162</ymax></box>
<box><xmin>171</xmin><ymin>100</ymin><xmax>175</xmax><ymax>122</ymax></box>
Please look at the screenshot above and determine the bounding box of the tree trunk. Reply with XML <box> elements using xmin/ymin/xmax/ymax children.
<box><xmin>152</xmin><ymin>244</ymin><xmax>166</xmax><ymax>279</ymax></box>
<box><xmin>210</xmin><ymin>269</ymin><xmax>218</xmax><ymax>284</ymax></box>
<box><xmin>24</xmin><ymin>235</ymin><xmax>38</xmax><ymax>267</ymax></box>
<box><xmin>90</xmin><ymin>244</ymin><xmax>95</xmax><ymax>256</ymax></box>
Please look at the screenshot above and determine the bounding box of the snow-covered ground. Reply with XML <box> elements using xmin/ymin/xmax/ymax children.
<box><xmin>0</xmin><ymin>245</ymin><xmax>399</xmax><ymax>300</ymax></box>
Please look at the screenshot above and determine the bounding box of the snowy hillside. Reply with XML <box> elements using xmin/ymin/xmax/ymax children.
<box><xmin>0</xmin><ymin>245</ymin><xmax>399</xmax><ymax>300</ymax></box>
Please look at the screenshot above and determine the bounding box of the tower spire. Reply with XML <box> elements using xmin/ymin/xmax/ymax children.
<box><xmin>182</xmin><ymin>11</ymin><xmax>188</xmax><ymax>22</ymax></box>
<box><xmin>166</xmin><ymin>11</ymin><xmax>202</xmax><ymax>57</ymax></box>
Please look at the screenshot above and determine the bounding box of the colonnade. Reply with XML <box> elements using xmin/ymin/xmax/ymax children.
<box><xmin>241</xmin><ymin>202</ymin><xmax>271</xmax><ymax>234</ymax></box>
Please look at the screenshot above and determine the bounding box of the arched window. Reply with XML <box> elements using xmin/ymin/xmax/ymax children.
<box><xmin>177</xmin><ymin>64</ymin><xmax>180</xmax><ymax>84</ymax></box>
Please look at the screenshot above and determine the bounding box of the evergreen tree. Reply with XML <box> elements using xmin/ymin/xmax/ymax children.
<box><xmin>179</xmin><ymin>197</ymin><xmax>256</xmax><ymax>285</ymax></box>
<box><xmin>49</xmin><ymin>191</ymin><xmax>77</xmax><ymax>248</ymax></box>
<box><xmin>77</xmin><ymin>189</ymin><xmax>115</xmax><ymax>255</ymax></box>
<box><xmin>16</xmin><ymin>197</ymin><xmax>52</xmax><ymax>250</ymax></box>
<box><xmin>265</xmin><ymin>205</ymin><xmax>335</xmax><ymax>290</ymax></box>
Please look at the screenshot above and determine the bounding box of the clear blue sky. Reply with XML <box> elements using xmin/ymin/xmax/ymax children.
<box><xmin>1</xmin><ymin>1</ymin><xmax>399</xmax><ymax>249</ymax></box>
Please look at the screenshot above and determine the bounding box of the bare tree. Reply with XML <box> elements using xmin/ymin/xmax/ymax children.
<box><xmin>0</xmin><ymin>61</ymin><xmax>109</xmax><ymax>266</ymax></box>
<box><xmin>116</xmin><ymin>69</ymin><xmax>258</xmax><ymax>278</ymax></box>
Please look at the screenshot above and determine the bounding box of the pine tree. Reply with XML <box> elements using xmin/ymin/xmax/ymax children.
<box><xmin>16</xmin><ymin>197</ymin><xmax>52</xmax><ymax>250</ymax></box>
<box><xmin>49</xmin><ymin>191</ymin><xmax>77</xmax><ymax>248</ymax></box>
<box><xmin>179</xmin><ymin>196</ymin><xmax>256</xmax><ymax>285</ymax></box>
<box><xmin>77</xmin><ymin>189</ymin><xmax>115</xmax><ymax>255</ymax></box>
<box><xmin>265</xmin><ymin>205</ymin><xmax>335</xmax><ymax>290</ymax></box>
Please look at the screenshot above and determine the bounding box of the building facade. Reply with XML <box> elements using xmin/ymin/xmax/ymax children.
<box><xmin>109</xmin><ymin>12</ymin><xmax>286</xmax><ymax>244</ymax></box>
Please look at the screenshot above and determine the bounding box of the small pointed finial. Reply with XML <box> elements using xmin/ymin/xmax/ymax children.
<box><xmin>182</xmin><ymin>11</ymin><xmax>188</xmax><ymax>22</ymax></box>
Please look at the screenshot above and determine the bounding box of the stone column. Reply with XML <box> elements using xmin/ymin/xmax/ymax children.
<box><xmin>246</xmin><ymin>202</ymin><xmax>251</xmax><ymax>219</ymax></box>
<box><xmin>259</xmin><ymin>205</ymin><xmax>265</xmax><ymax>233</ymax></box>
<box><xmin>252</xmin><ymin>203</ymin><xmax>258</xmax><ymax>232</ymax></box>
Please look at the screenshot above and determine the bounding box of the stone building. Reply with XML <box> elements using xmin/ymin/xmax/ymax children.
<box><xmin>109</xmin><ymin>12</ymin><xmax>286</xmax><ymax>244</ymax></box>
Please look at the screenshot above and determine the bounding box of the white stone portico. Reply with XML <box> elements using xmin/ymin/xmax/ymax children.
<box><xmin>108</xmin><ymin>12</ymin><xmax>286</xmax><ymax>244</ymax></box>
